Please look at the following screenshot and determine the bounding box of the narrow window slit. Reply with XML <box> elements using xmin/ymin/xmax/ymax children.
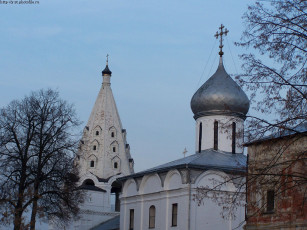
<box><xmin>232</xmin><ymin>122</ymin><xmax>236</xmax><ymax>154</ymax></box>
<box><xmin>198</xmin><ymin>122</ymin><xmax>202</xmax><ymax>153</ymax></box>
<box><xmin>214</xmin><ymin>121</ymin><xmax>218</xmax><ymax>150</ymax></box>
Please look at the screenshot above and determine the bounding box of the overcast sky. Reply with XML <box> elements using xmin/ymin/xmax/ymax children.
<box><xmin>0</xmin><ymin>0</ymin><xmax>261</xmax><ymax>174</ymax></box>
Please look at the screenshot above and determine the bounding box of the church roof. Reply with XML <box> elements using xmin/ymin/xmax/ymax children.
<box><xmin>120</xmin><ymin>149</ymin><xmax>246</xmax><ymax>180</ymax></box>
<box><xmin>91</xmin><ymin>215</ymin><xmax>120</xmax><ymax>230</ymax></box>
<box><xmin>190</xmin><ymin>58</ymin><xmax>250</xmax><ymax>119</ymax></box>
<box><xmin>78</xmin><ymin>184</ymin><xmax>107</xmax><ymax>192</ymax></box>
<box><xmin>102</xmin><ymin>64</ymin><xmax>112</xmax><ymax>76</ymax></box>
<box><xmin>244</xmin><ymin>123</ymin><xmax>307</xmax><ymax>146</ymax></box>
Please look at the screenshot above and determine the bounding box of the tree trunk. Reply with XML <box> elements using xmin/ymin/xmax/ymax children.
<box><xmin>13</xmin><ymin>206</ymin><xmax>23</xmax><ymax>230</ymax></box>
<box><xmin>30</xmin><ymin>179</ymin><xmax>40</xmax><ymax>230</ymax></box>
<box><xmin>14</xmin><ymin>165</ymin><xmax>27</xmax><ymax>230</ymax></box>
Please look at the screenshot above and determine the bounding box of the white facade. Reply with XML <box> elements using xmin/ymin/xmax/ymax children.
<box><xmin>120</xmin><ymin>55</ymin><xmax>248</xmax><ymax>230</ymax></box>
<box><xmin>50</xmin><ymin>62</ymin><xmax>134</xmax><ymax>230</ymax></box>
<box><xmin>77</xmin><ymin>69</ymin><xmax>133</xmax><ymax>179</ymax></box>
<box><xmin>195</xmin><ymin>115</ymin><xmax>244</xmax><ymax>153</ymax></box>
<box><xmin>120</xmin><ymin>169</ymin><xmax>245</xmax><ymax>230</ymax></box>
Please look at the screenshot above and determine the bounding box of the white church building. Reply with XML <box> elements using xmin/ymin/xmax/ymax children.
<box><xmin>119</xmin><ymin>26</ymin><xmax>249</xmax><ymax>230</ymax></box>
<box><xmin>53</xmin><ymin>25</ymin><xmax>250</xmax><ymax>230</ymax></box>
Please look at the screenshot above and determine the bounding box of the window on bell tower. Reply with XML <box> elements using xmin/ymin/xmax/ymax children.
<box><xmin>198</xmin><ymin>122</ymin><xmax>202</xmax><ymax>153</ymax></box>
<box><xmin>90</xmin><ymin>160</ymin><xmax>94</xmax><ymax>167</ymax></box>
<box><xmin>232</xmin><ymin>122</ymin><xmax>236</xmax><ymax>154</ymax></box>
<box><xmin>93</xmin><ymin>145</ymin><xmax>97</xmax><ymax>150</ymax></box>
<box><xmin>214</xmin><ymin>121</ymin><xmax>218</xmax><ymax>150</ymax></box>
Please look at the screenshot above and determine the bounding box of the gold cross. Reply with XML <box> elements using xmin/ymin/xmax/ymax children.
<box><xmin>214</xmin><ymin>24</ymin><xmax>229</xmax><ymax>57</ymax></box>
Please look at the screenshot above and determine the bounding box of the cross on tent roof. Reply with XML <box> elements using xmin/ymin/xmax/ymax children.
<box><xmin>214</xmin><ymin>24</ymin><xmax>229</xmax><ymax>57</ymax></box>
<box><xmin>106</xmin><ymin>54</ymin><xmax>109</xmax><ymax>65</ymax></box>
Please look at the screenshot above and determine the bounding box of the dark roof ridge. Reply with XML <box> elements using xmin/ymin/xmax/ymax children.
<box><xmin>118</xmin><ymin>149</ymin><xmax>246</xmax><ymax>181</ymax></box>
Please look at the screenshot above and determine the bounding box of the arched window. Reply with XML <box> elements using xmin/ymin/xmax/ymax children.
<box><xmin>113</xmin><ymin>146</ymin><xmax>116</xmax><ymax>153</ymax></box>
<box><xmin>114</xmin><ymin>162</ymin><xmax>118</xmax><ymax>169</ymax></box>
<box><xmin>198</xmin><ymin>122</ymin><xmax>202</xmax><ymax>153</ymax></box>
<box><xmin>214</xmin><ymin>121</ymin><xmax>218</xmax><ymax>150</ymax></box>
<box><xmin>83</xmin><ymin>179</ymin><xmax>95</xmax><ymax>186</ymax></box>
<box><xmin>149</xmin><ymin>205</ymin><xmax>155</xmax><ymax>228</ymax></box>
<box><xmin>90</xmin><ymin>160</ymin><xmax>95</xmax><ymax>167</ymax></box>
<box><xmin>93</xmin><ymin>145</ymin><xmax>96</xmax><ymax>150</ymax></box>
<box><xmin>111</xmin><ymin>132</ymin><xmax>115</xmax><ymax>138</ymax></box>
<box><xmin>232</xmin><ymin>122</ymin><xmax>236</xmax><ymax>154</ymax></box>
<box><xmin>96</xmin><ymin>131</ymin><xmax>99</xmax><ymax>136</ymax></box>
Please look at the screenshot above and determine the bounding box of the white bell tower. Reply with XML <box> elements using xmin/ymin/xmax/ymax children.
<box><xmin>65</xmin><ymin>56</ymin><xmax>134</xmax><ymax>230</ymax></box>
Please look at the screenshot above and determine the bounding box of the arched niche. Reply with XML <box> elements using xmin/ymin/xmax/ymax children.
<box><xmin>83</xmin><ymin>179</ymin><xmax>95</xmax><ymax>186</ymax></box>
<box><xmin>88</xmin><ymin>154</ymin><xmax>98</xmax><ymax>168</ymax></box>
<box><xmin>123</xmin><ymin>178</ymin><xmax>138</xmax><ymax>197</ymax></box>
<box><xmin>79</xmin><ymin>173</ymin><xmax>99</xmax><ymax>186</ymax></box>
<box><xmin>111</xmin><ymin>156</ymin><xmax>121</xmax><ymax>170</ymax></box>
<box><xmin>194</xmin><ymin>170</ymin><xmax>236</xmax><ymax>192</ymax></box>
<box><xmin>110</xmin><ymin>141</ymin><xmax>119</xmax><ymax>154</ymax></box>
<box><xmin>93</xmin><ymin>125</ymin><xmax>102</xmax><ymax>136</ymax></box>
<box><xmin>109</xmin><ymin>126</ymin><xmax>117</xmax><ymax>138</ymax></box>
<box><xmin>139</xmin><ymin>174</ymin><xmax>162</xmax><ymax>195</ymax></box>
<box><xmin>91</xmin><ymin>139</ymin><xmax>100</xmax><ymax>151</ymax></box>
<box><xmin>164</xmin><ymin>169</ymin><xmax>183</xmax><ymax>190</ymax></box>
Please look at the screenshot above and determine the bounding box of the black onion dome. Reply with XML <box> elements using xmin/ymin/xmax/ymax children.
<box><xmin>102</xmin><ymin>64</ymin><xmax>112</xmax><ymax>76</ymax></box>
<box><xmin>191</xmin><ymin>60</ymin><xmax>250</xmax><ymax>120</ymax></box>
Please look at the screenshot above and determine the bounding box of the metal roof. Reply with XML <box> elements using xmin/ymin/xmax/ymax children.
<box><xmin>119</xmin><ymin>149</ymin><xmax>246</xmax><ymax>181</ymax></box>
<box><xmin>102</xmin><ymin>64</ymin><xmax>112</xmax><ymax>76</ymax></box>
<box><xmin>91</xmin><ymin>215</ymin><xmax>120</xmax><ymax>230</ymax></box>
<box><xmin>78</xmin><ymin>184</ymin><xmax>106</xmax><ymax>192</ymax></box>
<box><xmin>244</xmin><ymin>123</ymin><xmax>307</xmax><ymax>146</ymax></box>
<box><xmin>191</xmin><ymin>59</ymin><xmax>250</xmax><ymax>119</ymax></box>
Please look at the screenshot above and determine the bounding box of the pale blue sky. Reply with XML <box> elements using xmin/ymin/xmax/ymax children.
<box><xmin>0</xmin><ymin>0</ymin><xmax>258</xmax><ymax>173</ymax></box>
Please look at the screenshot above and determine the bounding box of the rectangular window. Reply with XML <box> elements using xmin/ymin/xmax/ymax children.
<box><xmin>232</xmin><ymin>122</ymin><xmax>236</xmax><ymax>154</ymax></box>
<box><xmin>198</xmin><ymin>122</ymin><xmax>202</xmax><ymax>153</ymax></box>
<box><xmin>129</xmin><ymin>209</ymin><xmax>134</xmax><ymax>230</ymax></box>
<box><xmin>149</xmin><ymin>205</ymin><xmax>155</xmax><ymax>228</ymax></box>
<box><xmin>267</xmin><ymin>190</ymin><xmax>275</xmax><ymax>212</ymax></box>
<box><xmin>171</xmin><ymin>203</ymin><xmax>178</xmax><ymax>227</ymax></box>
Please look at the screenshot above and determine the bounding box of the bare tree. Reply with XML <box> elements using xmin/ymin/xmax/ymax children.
<box><xmin>0</xmin><ymin>89</ymin><xmax>84</xmax><ymax>230</ymax></box>
<box><xmin>234</xmin><ymin>0</ymin><xmax>307</xmax><ymax>226</ymax></box>
<box><xmin>236</xmin><ymin>0</ymin><xmax>306</xmax><ymax>140</ymax></box>
<box><xmin>193</xmin><ymin>1</ymin><xmax>306</xmax><ymax>228</ymax></box>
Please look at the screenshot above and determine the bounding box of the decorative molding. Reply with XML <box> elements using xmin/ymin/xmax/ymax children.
<box><xmin>80</xmin><ymin>209</ymin><xmax>119</xmax><ymax>216</ymax></box>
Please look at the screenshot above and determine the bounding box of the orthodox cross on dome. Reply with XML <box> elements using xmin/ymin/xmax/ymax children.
<box><xmin>214</xmin><ymin>24</ymin><xmax>229</xmax><ymax>57</ymax></box>
<box><xmin>106</xmin><ymin>54</ymin><xmax>109</xmax><ymax>65</ymax></box>
<box><xmin>182</xmin><ymin>147</ymin><xmax>188</xmax><ymax>158</ymax></box>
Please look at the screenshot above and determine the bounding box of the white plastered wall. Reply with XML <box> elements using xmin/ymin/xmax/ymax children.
<box><xmin>120</xmin><ymin>170</ymin><xmax>189</xmax><ymax>230</ymax></box>
<box><xmin>195</xmin><ymin>115</ymin><xmax>244</xmax><ymax>153</ymax></box>
<box><xmin>190</xmin><ymin>170</ymin><xmax>245</xmax><ymax>230</ymax></box>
